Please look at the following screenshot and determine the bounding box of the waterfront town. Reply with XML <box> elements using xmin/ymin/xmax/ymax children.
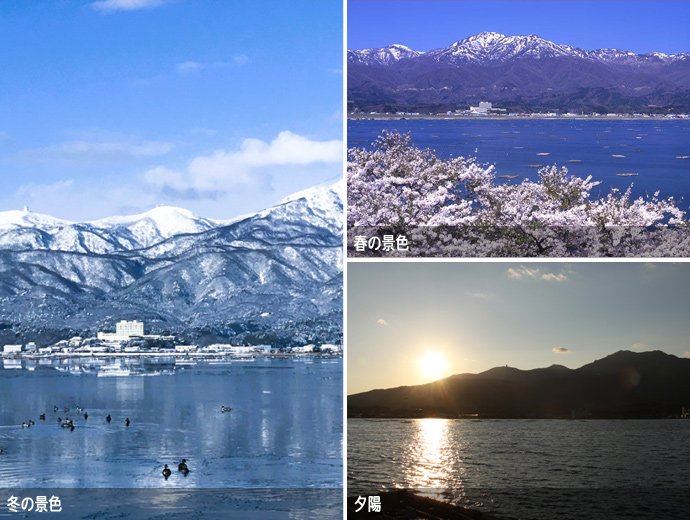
<box><xmin>1</xmin><ymin>319</ymin><xmax>342</xmax><ymax>365</ymax></box>
<box><xmin>349</xmin><ymin>101</ymin><xmax>690</xmax><ymax>119</ymax></box>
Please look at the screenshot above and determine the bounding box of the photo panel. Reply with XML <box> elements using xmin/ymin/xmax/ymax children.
<box><xmin>0</xmin><ymin>1</ymin><xmax>343</xmax><ymax>518</ymax></box>
<box><xmin>346</xmin><ymin>1</ymin><xmax>690</xmax><ymax>257</ymax></box>
<box><xmin>347</xmin><ymin>261</ymin><xmax>690</xmax><ymax>518</ymax></box>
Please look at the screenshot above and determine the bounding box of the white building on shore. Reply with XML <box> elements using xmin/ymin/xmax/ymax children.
<box><xmin>3</xmin><ymin>344</ymin><xmax>23</xmax><ymax>354</ymax></box>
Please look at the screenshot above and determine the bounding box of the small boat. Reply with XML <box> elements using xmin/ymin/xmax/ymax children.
<box><xmin>612</xmin><ymin>154</ymin><xmax>626</xmax><ymax>158</ymax></box>
<box><xmin>677</xmin><ymin>156</ymin><xmax>690</xmax><ymax>159</ymax></box>
<box><xmin>499</xmin><ymin>175</ymin><xmax>519</xmax><ymax>179</ymax></box>
<box><xmin>617</xmin><ymin>173</ymin><xmax>639</xmax><ymax>177</ymax></box>
<box><xmin>566</xmin><ymin>160</ymin><xmax>582</xmax><ymax>163</ymax></box>
<box><xmin>536</xmin><ymin>152</ymin><xmax>550</xmax><ymax>156</ymax></box>
<box><xmin>527</xmin><ymin>164</ymin><xmax>545</xmax><ymax>168</ymax></box>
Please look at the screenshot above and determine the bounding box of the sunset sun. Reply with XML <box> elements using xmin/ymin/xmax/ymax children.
<box><xmin>417</xmin><ymin>351</ymin><xmax>448</xmax><ymax>380</ymax></box>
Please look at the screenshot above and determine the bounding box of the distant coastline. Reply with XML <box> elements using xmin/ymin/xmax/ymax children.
<box><xmin>348</xmin><ymin>113</ymin><xmax>689</xmax><ymax>121</ymax></box>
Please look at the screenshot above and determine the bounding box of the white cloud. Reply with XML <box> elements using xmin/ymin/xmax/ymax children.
<box><xmin>16</xmin><ymin>180</ymin><xmax>74</xmax><ymax>201</ymax></box>
<box><xmin>377</xmin><ymin>319</ymin><xmax>388</xmax><ymax>326</ymax></box>
<box><xmin>541</xmin><ymin>273</ymin><xmax>568</xmax><ymax>282</ymax></box>
<box><xmin>552</xmin><ymin>347</ymin><xmax>570</xmax><ymax>354</ymax></box>
<box><xmin>633</xmin><ymin>343</ymin><xmax>646</xmax><ymax>349</ymax></box>
<box><xmin>0</xmin><ymin>131</ymin><xmax>10</xmax><ymax>141</ymax></box>
<box><xmin>684</xmin><ymin>352</ymin><xmax>690</xmax><ymax>358</ymax></box>
<box><xmin>176</xmin><ymin>61</ymin><xmax>203</xmax><ymax>74</ymax></box>
<box><xmin>175</xmin><ymin>57</ymin><xmax>249</xmax><ymax>74</ymax></box>
<box><xmin>232</xmin><ymin>55</ymin><xmax>249</xmax><ymax>66</ymax></box>
<box><xmin>144</xmin><ymin>131</ymin><xmax>342</xmax><ymax>195</ymax></box>
<box><xmin>92</xmin><ymin>0</ymin><xmax>169</xmax><ymax>12</ymax></box>
<box><xmin>508</xmin><ymin>266</ymin><xmax>568</xmax><ymax>282</ymax></box>
<box><xmin>18</xmin><ymin>137</ymin><xmax>173</xmax><ymax>163</ymax></box>
<box><xmin>507</xmin><ymin>266</ymin><xmax>540</xmax><ymax>280</ymax></box>
<box><xmin>190</xmin><ymin>127</ymin><xmax>218</xmax><ymax>137</ymax></box>
<box><xmin>464</xmin><ymin>291</ymin><xmax>493</xmax><ymax>299</ymax></box>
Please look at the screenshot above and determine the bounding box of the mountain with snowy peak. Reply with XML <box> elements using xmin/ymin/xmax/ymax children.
<box><xmin>348</xmin><ymin>32</ymin><xmax>690</xmax><ymax>112</ymax></box>
<box><xmin>0</xmin><ymin>180</ymin><xmax>343</xmax><ymax>347</ymax></box>
<box><xmin>350</xmin><ymin>32</ymin><xmax>690</xmax><ymax>66</ymax></box>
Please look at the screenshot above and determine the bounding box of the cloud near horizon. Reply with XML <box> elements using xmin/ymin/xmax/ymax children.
<box><xmin>552</xmin><ymin>347</ymin><xmax>571</xmax><ymax>354</ymax></box>
<box><xmin>144</xmin><ymin>131</ymin><xmax>342</xmax><ymax>196</ymax></box>
<box><xmin>633</xmin><ymin>343</ymin><xmax>646</xmax><ymax>349</ymax></box>
<box><xmin>377</xmin><ymin>319</ymin><xmax>388</xmax><ymax>326</ymax></box>
<box><xmin>92</xmin><ymin>0</ymin><xmax>169</xmax><ymax>12</ymax></box>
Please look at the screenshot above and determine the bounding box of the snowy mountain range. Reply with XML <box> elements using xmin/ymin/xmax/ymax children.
<box><xmin>348</xmin><ymin>32</ymin><xmax>690</xmax><ymax>113</ymax></box>
<box><xmin>348</xmin><ymin>31</ymin><xmax>690</xmax><ymax>66</ymax></box>
<box><xmin>0</xmin><ymin>179</ymin><xmax>344</xmax><ymax>347</ymax></box>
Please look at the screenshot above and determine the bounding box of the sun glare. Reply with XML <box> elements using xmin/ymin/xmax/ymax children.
<box><xmin>417</xmin><ymin>350</ymin><xmax>448</xmax><ymax>381</ymax></box>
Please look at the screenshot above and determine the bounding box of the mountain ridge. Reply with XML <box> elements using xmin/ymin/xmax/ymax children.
<box><xmin>348</xmin><ymin>32</ymin><xmax>690</xmax><ymax>113</ymax></box>
<box><xmin>348</xmin><ymin>350</ymin><xmax>690</xmax><ymax>418</ymax></box>
<box><xmin>349</xmin><ymin>32</ymin><xmax>690</xmax><ymax>66</ymax></box>
<box><xmin>0</xmin><ymin>179</ymin><xmax>344</xmax><ymax>347</ymax></box>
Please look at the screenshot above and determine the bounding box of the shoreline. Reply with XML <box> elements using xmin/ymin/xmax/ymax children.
<box><xmin>348</xmin><ymin>114</ymin><xmax>689</xmax><ymax>121</ymax></box>
<box><xmin>347</xmin><ymin>490</ymin><xmax>503</xmax><ymax>519</ymax></box>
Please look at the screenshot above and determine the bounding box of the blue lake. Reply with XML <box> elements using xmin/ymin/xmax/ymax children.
<box><xmin>0</xmin><ymin>357</ymin><xmax>342</xmax><ymax>489</ymax></box>
<box><xmin>348</xmin><ymin>119</ymin><xmax>690</xmax><ymax>208</ymax></box>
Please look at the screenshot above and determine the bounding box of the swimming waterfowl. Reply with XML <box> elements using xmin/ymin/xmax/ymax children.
<box><xmin>39</xmin><ymin>414</ymin><xmax>45</xmax><ymax>421</ymax></box>
<box><xmin>125</xmin><ymin>418</ymin><xmax>130</xmax><ymax>426</ymax></box>
<box><xmin>64</xmin><ymin>408</ymin><xmax>69</xmax><ymax>412</ymax></box>
<box><xmin>162</xmin><ymin>464</ymin><xmax>171</xmax><ymax>479</ymax></box>
<box><xmin>28</xmin><ymin>420</ymin><xmax>35</xmax><ymax>426</ymax></box>
<box><xmin>84</xmin><ymin>413</ymin><xmax>88</xmax><ymax>420</ymax></box>
<box><xmin>106</xmin><ymin>414</ymin><xmax>111</xmax><ymax>423</ymax></box>
<box><xmin>53</xmin><ymin>406</ymin><xmax>58</xmax><ymax>413</ymax></box>
<box><xmin>76</xmin><ymin>407</ymin><xmax>83</xmax><ymax>413</ymax></box>
<box><xmin>22</xmin><ymin>422</ymin><xmax>28</xmax><ymax>428</ymax></box>
<box><xmin>178</xmin><ymin>459</ymin><xmax>189</xmax><ymax>474</ymax></box>
<box><xmin>0</xmin><ymin>447</ymin><xmax>5</xmax><ymax>454</ymax></box>
<box><xmin>221</xmin><ymin>406</ymin><xmax>232</xmax><ymax>413</ymax></box>
<box><xmin>57</xmin><ymin>417</ymin><xmax>62</xmax><ymax>423</ymax></box>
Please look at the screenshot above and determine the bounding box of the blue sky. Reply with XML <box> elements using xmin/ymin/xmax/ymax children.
<box><xmin>348</xmin><ymin>262</ymin><xmax>690</xmax><ymax>394</ymax></box>
<box><xmin>348</xmin><ymin>1</ymin><xmax>690</xmax><ymax>54</ymax></box>
<box><xmin>0</xmin><ymin>0</ymin><xmax>343</xmax><ymax>220</ymax></box>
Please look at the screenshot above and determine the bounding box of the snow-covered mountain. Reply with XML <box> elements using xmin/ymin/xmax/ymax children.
<box><xmin>347</xmin><ymin>44</ymin><xmax>423</xmax><ymax>66</ymax></box>
<box><xmin>348</xmin><ymin>32</ymin><xmax>690</xmax><ymax>113</ymax></box>
<box><xmin>348</xmin><ymin>31</ymin><xmax>690</xmax><ymax>66</ymax></box>
<box><xmin>0</xmin><ymin>206</ymin><xmax>219</xmax><ymax>254</ymax></box>
<box><xmin>0</xmin><ymin>179</ymin><xmax>344</xmax><ymax>346</ymax></box>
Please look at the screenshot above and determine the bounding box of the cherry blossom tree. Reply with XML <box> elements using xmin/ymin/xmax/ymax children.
<box><xmin>347</xmin><ymin>131</ymin><xmax>689</xmax><ymax>256</ymax></box>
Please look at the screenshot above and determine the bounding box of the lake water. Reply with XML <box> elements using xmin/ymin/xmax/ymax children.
<box><xmin>0</xmin><ymin>357</ymin><xmax>342</xmax><ymax>489</ymax></box>
<box><xmin>348</xmin><ymin>119</ymin><xmax>690</xmax><ymax>208</ymax></box>
<box><xmin>348</xmin><ymin>418</ymin><xmax>690</xmax><ymax>520</ymax></box>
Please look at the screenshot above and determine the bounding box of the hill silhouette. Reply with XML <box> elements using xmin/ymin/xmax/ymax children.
<box><xmin>348</xmin><ymin>351</ymin><xmax>690</xmax><ymax>418</ymax></box>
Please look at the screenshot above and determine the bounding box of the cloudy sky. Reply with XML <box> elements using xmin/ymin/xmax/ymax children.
<box><xmin>348</xmin><ymin>1</ymin><xmax>690</xmax><ymax>54</ymax></box>
<box><xmin>0</xmin><ymin>0</ymin><xmax>342</xmax><ymax>221</ymax></box>
<box><xmin>348</xmin><ymin>262</ymin><xmax>690</xmax><ymax>395</ymax></box>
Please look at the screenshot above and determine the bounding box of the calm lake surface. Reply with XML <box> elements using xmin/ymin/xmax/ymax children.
<box><xmin>348</xmin><ymin>119</ymin><xmax>690</xmax><ymax>208</ymax></box>
<box><xmin>348</xmin><ymin>418</ymin><xmax>690</xmax><ymax>520</ymax></box>
<box><xmin>0</xmin><ymin>357</ymin><xmax>342</xmax><ymax>489</ymax></box>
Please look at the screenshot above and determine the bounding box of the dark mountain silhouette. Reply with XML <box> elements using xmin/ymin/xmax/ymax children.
<box><xmin>348</xmin><ymin>351</ymin><xmax>690</xmax><ymax>418</ymax></box>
